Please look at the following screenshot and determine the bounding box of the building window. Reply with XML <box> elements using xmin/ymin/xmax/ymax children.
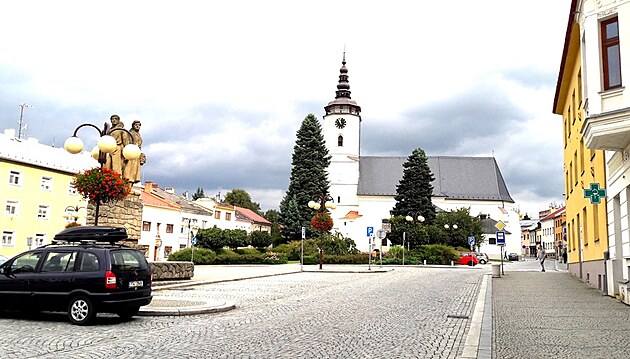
<box><xmin>34</xmin><ymin>233</ymin><xmax>45</xmax><ymax>247</ymax></box>
<box><xmin>37</xmin><ymin>205</ymin><xmax>49</xmax><ymax>220</ymax></box>
<box><xmin>215</xmin><ymin>211</ymin><xmax>221</xmax><ymax>219</ymax></box>
<box><xmin>40</xmin><ymin>176</ymin><xmax>53</xmax><ymax>191</ymax></box>
<box><xmin>9</xmin><ymin>170</ymin><xmax>22</xmax><ymax>186</ymax></box>
<box><xmin>338</xmin><ymin>135</ymin><xmax>344</xmax><ymax>147</ymax></box>
<box><xmin>2</xmin><ymin>231</ymin><xmax>14</xmax><ymax>246</ymax></box>
<box><xmin>68</xmin><ymin>181</ymin><xmax>78</xmax><ymax>196</ymax></box>
<box><xmin>488</xmin><ymin>237</ymin><xmax>496</xmax><ymax>245</ymax></box>
<box><xmin>166</xmin><ymin>224</ymin><xmax>174</xmax><ymax>233</ymax></box>
<box><xmin>601</xmin><ymin>16</ymin><xmax>622</xmax><ymax>90</ymax></box>
<box><xmin>143</xmin><ymin>221</ymin><xmax>151</xmax><ymax>231</ymax></box>
<box><xmin>5</xmin><ymin>200</ymin><xmax>18</xmax><ymax>216</ymax></box>
<box><xmin>226</xmin><ymin>212</ymin><xmax>232</xmax><ymax>221</ymax></box>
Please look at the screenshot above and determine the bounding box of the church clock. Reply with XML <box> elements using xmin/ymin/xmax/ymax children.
<box><xmin>335</xmin><ymin>118</ymin><xmax>347</xmax><ymax>129</ymax></box>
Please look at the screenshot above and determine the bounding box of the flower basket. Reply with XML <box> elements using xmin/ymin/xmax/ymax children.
<box><xmin>311</xmin><ymin>212</ymin><xmax>333</xmax><ymax>231</ymax></box>
<box><xmin>73</xmin><ymin>167</ymin><xmax>130</xmax><ymax>204</ymax></box>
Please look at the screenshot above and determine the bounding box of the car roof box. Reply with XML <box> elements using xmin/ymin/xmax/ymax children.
<box><xmin>54</xmin><ymin>226</ymin><xmax>128</xmax><ymax>243</ymax></box>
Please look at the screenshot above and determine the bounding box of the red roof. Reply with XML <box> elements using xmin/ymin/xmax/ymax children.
<box><xmin>141</xmin><ymin>191</ymin><xmax>180</xmax><ymax>210</ymax></box>
<box><xmin>540</xmin><ymin>207</ymin><xmax>566</xmax><ymax>222</ymax></box>
<box><xmin>341</xmin><ymin>211</ymin><xmax>362</xmax><ymax>220</ymax></box>
<box><xmin>235</xmin><ymin>207</ymin><xmax>271</xmax><ymax>225</ymax></box>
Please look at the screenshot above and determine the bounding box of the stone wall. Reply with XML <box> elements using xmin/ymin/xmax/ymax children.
<box><xmin>150</xmin><ymin>261</ymin><xmax>194</xmax><ymax>280</ymax></box>
<box><xmin>87</xmin><ymin>188</ymin><xmax>142</xmax><ymax>242</ymax></box>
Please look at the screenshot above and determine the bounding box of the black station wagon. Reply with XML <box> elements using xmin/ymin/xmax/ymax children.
<box><xmin>0</xmin><ymin>226</ymin><xmax>152</xmax><ymax>325</ymax></box>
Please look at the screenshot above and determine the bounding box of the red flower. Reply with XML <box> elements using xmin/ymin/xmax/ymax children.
<box><xmin>73</xmin><ymin>167</ymin><xmax>130</xmax><ymax>204</ymax></box>
<box><xmin>311</xmin><ymin>212</ymin><xmax>333</xmax><ymax>231</ymax></box>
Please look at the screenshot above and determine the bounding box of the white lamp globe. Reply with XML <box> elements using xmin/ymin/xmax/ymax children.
<box><xmin>122</xmin><ymin>144</ymin><xmax>141</xmax><ymax>160</ymax></box>
<box><xmin>97</xmin><ymin>135</ymin><xmax>117</xmax><ymax>153</ymax></box>
<box><xmin>64</xmin><ymin>136</ymin><xmax>84</xmax><ymax>154</ymax></box>
<box><xmin>90</xmin><ymin>146</ymin><xmax>100</xmax><ymax>161</ymax></box>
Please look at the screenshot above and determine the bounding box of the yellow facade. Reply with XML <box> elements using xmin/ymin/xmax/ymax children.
<box><xmin>1</xmin><ymin>159</ymin><xmax>87</xmax><ymax>258</ymax></box>
<box><xmin>553</xmin><ymin>19</ymin><xmax>608</xmax><ymax>271</ymax></box>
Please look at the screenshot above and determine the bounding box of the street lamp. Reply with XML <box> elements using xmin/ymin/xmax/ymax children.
<box><xmin>64</xmin><ymin>205</ymin><xmax>86</xmax><ymax>224</ymax></box>
<box><xmin>308</xmin><ymin>193</ymin><xmax>336</xmax><ymax>270</ymax></box>
<box><xmin>64</xmin><ymin>122</ymin><xmax>141</xmax><ymax>226</ymax></box>
<box><xmin>404</xmin><ymin>212</ymin><xmax>425</xmax><ymax>265</ymax></box>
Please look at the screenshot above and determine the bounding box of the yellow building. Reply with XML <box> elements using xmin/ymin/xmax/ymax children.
<box><xmin>0</xmin><ymin>129</ymin><xmax>97</xmax><ymax>258</ymax></box>
<box><xmin>553</xmin><ymin>1</ymin><xmax>608</xmax><ymax>291</ymax></box>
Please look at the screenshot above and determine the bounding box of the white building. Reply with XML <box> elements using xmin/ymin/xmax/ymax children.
<box><xmin>321</xmin><ymin>56</ymin><xmax>521</xmax><ymax>255</ymax></box>
<box><xmin>578</xmin><ymin>0</ymin><xmax>630</xmax><ymax>301</ymax></box>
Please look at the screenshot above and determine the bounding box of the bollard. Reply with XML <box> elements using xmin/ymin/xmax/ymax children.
<box><xmin>492</xmin><ymin>263</ymin><xmax>501</xmax><ymax>278</ymax></box>
<box><xmin>450</xmin><ymin>260</ymin><xmax>454</xmax><ymax>266</ymax></box>
<box><xmin>423</xmin><ymin>259</ymin><xmax>426</xmax><ymax>266</ymax></box>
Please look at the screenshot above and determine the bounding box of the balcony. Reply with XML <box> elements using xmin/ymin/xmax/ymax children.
<box><xmin>582</xmin><ymin>106</ymin><xmax>630</xmax><ymax>151</ymax></box>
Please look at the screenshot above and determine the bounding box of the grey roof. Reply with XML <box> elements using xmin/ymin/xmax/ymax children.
<box><xmin>357</xmin><ymin>156</ymin><xmax>514</xmax><ymax>203</ymax></box>
<box><xmin>151</xmin><ymin>187</ymin><xmax>213</xmax><ymax>216</ymax></box>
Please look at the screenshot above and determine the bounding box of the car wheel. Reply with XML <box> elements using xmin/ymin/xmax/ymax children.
<box><xmin>468</xmin><ymin>261</ymin><xmax>474</xmax><ymax>266</ymax></box>
<box><xmin>479</xmin><ymin>259</ymin><xmax>487</xmax><ymax>264</ymax></box>
<box><xmin>68</xmin><ymin>296</ymin><xmax>95</xmax><ymax>325</ymax></box>
<box><xmin>117</xmin><ymin>306</ymin><xmax>140</xmax><ymax>320</ymax></box>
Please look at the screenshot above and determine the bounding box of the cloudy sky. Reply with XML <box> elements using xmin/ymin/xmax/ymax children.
<box><xmin>0</xmin><ymin>1</ymin><xmax>570</xmax><ymax>217</ymax></box>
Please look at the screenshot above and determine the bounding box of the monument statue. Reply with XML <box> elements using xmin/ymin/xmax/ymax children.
<box><xmin>105</xmin><ymin>114</ymin><xmax>127</xmax><ymax>174</ymax></box>
<box><xmin>123</xmin><ymin>120</ymin><xmax>145</xmax><ymax>183</ymax></box>
<box><xmin>104</xmin><ymin>115</ymin><xmax>146</xmax><ymax>184</ymax></box>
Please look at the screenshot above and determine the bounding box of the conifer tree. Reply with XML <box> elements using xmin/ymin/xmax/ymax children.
<box><xmin>279</xmin><ymin>113</ymin><xmax>331</xmax><ymax>241</ymax></box>
<box><xmin>391</xmin><ymin>147</ymin><xmax>436</xmax><ymax>223</ymax></box>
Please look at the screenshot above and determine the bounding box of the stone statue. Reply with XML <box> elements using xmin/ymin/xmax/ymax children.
<box><xmin>105</xmin><ymin>114</ymin><xmax>127</xmax><ymax>174</ymax></box>
<box><xmin>123</xmin><ymin>120</ymin><xmax>145</xmax><ymax>183</ymax></box>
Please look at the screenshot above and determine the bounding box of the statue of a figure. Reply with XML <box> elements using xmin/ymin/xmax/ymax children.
<box><xmin>105</xmin><ymin>114</ymin><xmax>127</xmax><ymax>174</ymax></box>
<box><xmin>123</xmin><ymin>120</ymin><xmax>145</xmax><ymax>183</ymax></box>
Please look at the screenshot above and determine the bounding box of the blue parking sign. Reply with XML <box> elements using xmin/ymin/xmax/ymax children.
<box><xmin>367</xmin><ymin>226</ymin><xmax>374</xmax><ymax>237</ymax></box>
<box><xmin>191</xmin><ymin>237</ymin><xmax>197</xmax><ymax>245</ymax></box>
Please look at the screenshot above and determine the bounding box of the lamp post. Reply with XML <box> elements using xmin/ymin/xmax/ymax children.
<box><xmin>308</xmin><ymin>193</ymin><xmax>336</xmax><ymax>270</ymax></box>
<box><xmin>444</xmin><ymin>223</ymin><xmax>458</xmax><ymax>247</ymax></box>
<box><xmin>64</xmin><ymin>122</ymin><xmax>141</xmax><ymax>226</ymax></box>
<box><xmin>404</xmin><ymin>212</ymin><xmax>425</xmax><ymax>264</ymax></box>
<box><xmin>64</xmin><ymin>205</ymin><xmax>86</xmax><ymax>224</ymax></box>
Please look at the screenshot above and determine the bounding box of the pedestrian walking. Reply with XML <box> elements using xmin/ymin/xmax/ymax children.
<box><xmin>537</xmin><ymin>244</ymin><xmax>546</xmax><ymax>272</ymax></box>
<box><xmin>562</xmin><ymin>249</ymin><xmax>567</xmax><ymax>264</ymax></box>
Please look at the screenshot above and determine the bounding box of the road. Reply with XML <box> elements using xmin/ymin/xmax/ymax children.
<box><xmin>0</xmin><ymin>267</ymin><xmax>485</xmax><ymax>358</ymax></box>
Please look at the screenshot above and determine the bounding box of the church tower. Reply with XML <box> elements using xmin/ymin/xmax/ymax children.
<box><xmin>322</xmin><ymin>53</ymin><xmax>361</xmax><ymax>236</ymax></box>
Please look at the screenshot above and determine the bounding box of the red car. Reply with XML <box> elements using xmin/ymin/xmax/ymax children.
<box><xmin>458</xmin><ymin>252</ymin><xmax>479</xmax><ymax>266</ymax></box>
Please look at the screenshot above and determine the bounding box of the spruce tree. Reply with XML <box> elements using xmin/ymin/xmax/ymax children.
<box><xmin>391</xmin><ymin>147</ymin><xmax>436</xmax><ymax>223</ymax></box>
<box><xmin>279</xmin><ymin>113</ymin><xmax>331</xmax><ymax>241</ymax></box>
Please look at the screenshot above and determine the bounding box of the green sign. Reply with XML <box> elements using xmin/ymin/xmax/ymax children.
<box><xmin>584</xmin><ymin>183</ymin><xmax>606</xmax><ymax>204</ymax></box>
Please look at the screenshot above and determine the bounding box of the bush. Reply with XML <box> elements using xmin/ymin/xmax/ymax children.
<box><xmin>167</xmin><ymin>248</ymin><xmax>216</xmax><ymax>265</ymax></box>
<box><xmin>251</xmin><ymin>231</ymin><xmax>272</xmax><ymax>250</ymax></box>
<box><xmin>417</xmin><ymin>244</ymin><xmax>459</xmax><ymax>265</ymax></box>
<box><xmin>274</xmin><ymin>240</ymin><xmax>319</xmax><ymax>260</ymax></box>
<box><xmin>214</xmin><ymin>253</ymin><xmax>262</xmax><ymax>264</ymax></box>
<box><xmin>261</xmin><ymin>251</ymin><xmax>288</xmax><ymax>264</ymax></box>
<box><xmin>235</xmin><ymin>248</ymin><xmax>262</xmax><ymax>255</ymax></box>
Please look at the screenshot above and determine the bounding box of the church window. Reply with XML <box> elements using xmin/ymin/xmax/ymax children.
<box><xmin>338</xmin><ymin>135</ymin><xmax>344</xmax><ymax>147</ymax></box>
<box><xmin>337</xmin><ymin>196</ymin><xmax>340</xmax><ymax>203</ymax></box>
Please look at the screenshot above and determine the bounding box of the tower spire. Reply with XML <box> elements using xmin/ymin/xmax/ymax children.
<box><xmin>335</xmin><ymin>52</ymin><xmax>351</xmax><ymax>99</ymax></box>
<box><xmin>324</xmin><ymin>51</ymin><xmax>361</xmax><ymax>116</ymax></box>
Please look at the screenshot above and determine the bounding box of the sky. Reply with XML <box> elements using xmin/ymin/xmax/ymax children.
<box><xmin>0</xmin><ymin>0</ymin><xmax>571</xmax><ymax>217</ymax></box>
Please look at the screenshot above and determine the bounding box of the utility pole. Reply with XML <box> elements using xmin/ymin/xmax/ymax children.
<box><xmin>17</xmin><ymin>103</ymin><xmax>32</xmax><ymax>139</ymax></box>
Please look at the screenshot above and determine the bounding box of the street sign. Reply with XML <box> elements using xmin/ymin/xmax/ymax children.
<box><xmin>367</xmin><ymin>226</ymin><xmax>374</xmax><ymax>237</ymax></box>
<box><xmin>382</xmin><ymin>222</ymin><xmax>391</xmax><ymax>233</ymax></box>
<box><xmin>495</xmin><ymin>221</ymin><xmax>505</xmax><ymax>231</ymax></box>
<box><xmin>496</xmin><ymin>231</ymin><xmax>505</xmax><ymax>245</ymax></box>
<box><xmin>191</xmin><ymin>237</ymin><xmax>197</xmax><ymax>245</ymax></box>
<box><xmin>584</xmin><ymin>183</ymin><xmax>606</xmax><ymax>204</ymax></box>
<box><xmin>468</xmin><ymin>236</ymin><xmax>475</xmax><ymax>245</ymax></box>
<box><xmin>377</xmin><ymin>229</ymin><xmax>387</xmax><ymax>239</ymax></box>
<box><xmin>301</xmin><ymin>226</ymin><xmax>306</xmax><ymax>239</ymax></box>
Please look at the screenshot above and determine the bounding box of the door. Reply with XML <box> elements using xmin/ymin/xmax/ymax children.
<box><xmin>0</xmin><ymin>251</ymin><xmax>43</xmax><ymax>309</ymax></box>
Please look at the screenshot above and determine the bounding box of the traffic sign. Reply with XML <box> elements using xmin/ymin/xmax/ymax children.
<box><xmin>301</xmin><ymin>226</ymin><xmax>306</xmax><ymax>239</ymax></box>
<box><xmin>367</xmin><ymin>226</ymin><xmax>374</xmax><ymax>237</ymax></box>
<box><xmin>191</xmin><ymin>237</ymin><xmax>197</xmax><ymax>245</ymax></box>
<box><xmin>496</xmin><ymin>231</ymin><xmax>505</xmax><ymax>245</ymax></box>
<box><xmin>495</xmin><ymin>221</ymin><xmax>505</xmax><ymax>231</ymax></box>
<box><xmin>377</xmin><ymin>229</ymin><xmax>387</xmax><ymax>239</ymax></box>
<box><xmin>468</xmin><ymin>236</ymin><xmax>475</xmax><ymax>245</ymax></box>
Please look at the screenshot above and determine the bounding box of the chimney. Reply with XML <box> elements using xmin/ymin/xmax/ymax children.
<box><xmin>144</xmin><ymin>182</ymin><xmax>156</xmax><ymax>192</ymax></box>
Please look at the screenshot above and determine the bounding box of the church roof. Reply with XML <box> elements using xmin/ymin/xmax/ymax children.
<box><xmin>357</xmin><ymin>156</ymin><xmax>514</xmax><ymax>203</ymax></box>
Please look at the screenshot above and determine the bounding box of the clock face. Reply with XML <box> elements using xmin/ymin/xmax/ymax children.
<box><xmin>335</xmin><ymin>118</ymin><xmax>347</xmax><ymax>129</ymax></box>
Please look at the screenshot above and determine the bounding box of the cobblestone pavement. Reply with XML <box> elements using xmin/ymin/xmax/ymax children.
<box><xmin>493</xmin><ymin>264</ymin><xmax>630</xmax><ymax>359</ymax></box>
<box><xmin>0</xmin><ymin>267</ymin><xmax>484</xmax><ymax>358</ymax></box>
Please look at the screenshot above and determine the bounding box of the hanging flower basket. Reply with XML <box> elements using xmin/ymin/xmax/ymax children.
<box><xmin>73</xmin><ymin>167</ymin><xmax>130</xmax><ymax>204</ymax></box>
<box><xmin>311</xmin><ymin>212</ymin><xmax>333</xmax><ymax>231</ymax></box>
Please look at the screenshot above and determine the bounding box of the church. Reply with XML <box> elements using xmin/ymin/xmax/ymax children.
<box><xmin>320</xmin><ymin>55</ymin><xmax>521</xmax><ymax>259</ymax></box>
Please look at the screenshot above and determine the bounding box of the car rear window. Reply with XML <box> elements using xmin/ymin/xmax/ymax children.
<box><xmin>110</xmin><ymin>249</ymin><xmax>148</xmax><ymax>270</ymax></box>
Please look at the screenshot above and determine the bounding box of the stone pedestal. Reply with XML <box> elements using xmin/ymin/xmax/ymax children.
<box><xmin>86</xmin><ymin>187</ymin><xmax>142</xmax><ymax>243</ymax></box>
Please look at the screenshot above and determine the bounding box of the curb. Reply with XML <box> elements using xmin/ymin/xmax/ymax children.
<box><xmin>139</xmin><ymin>297</ymin><xmax>236</xmax><ymax>316</ymax></box>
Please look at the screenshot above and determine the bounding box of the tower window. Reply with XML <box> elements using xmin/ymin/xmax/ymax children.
<box><xmin>338</xmin><ymin>135</ymin><xmax>344</xmax><ymax>147</ymax></box>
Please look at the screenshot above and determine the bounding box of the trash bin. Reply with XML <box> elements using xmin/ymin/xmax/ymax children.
<box><xmin>492</xmin><ymin>263</ymin><xmax>501</xmax><ymax>278</ymax></box>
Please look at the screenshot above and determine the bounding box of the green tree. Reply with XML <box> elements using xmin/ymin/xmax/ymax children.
<box><xmin>279</xmin><ymin>113</ymin><xmax>331</xmax><ymax>241</ymax></box>
<box><xmin>263</xmin><ymin>209</ymin><xmax>283</xmax><ymax>245</ymax></box>
<box><xmin>192</xmin><ymin>187</ymin><xmax>206</xmax><ymax>200</ymax></box>
<box><xmin>250</xmin><ymin>231</ymin><xmax>272</xmax><ymax>250</ymax></box>
<box><xmin>197</xmin><ymin>227</ymin><xmax>226</xmax><ymax>251</ymax></box>
<box><xmin>391</xmin><ymin>148</ymin><xmax>436</xmax><ymax>223</ymax></box>
<box><xmin>433</xmin><ymin>208</ymin><xmax>483</xmax><ymax>248</ymax></box>
<box><xmin>223</xmin><ymin>229</ymin><xmax>249</xmax><ymax>250</ymax></box>
<box><xmin>224</xmin><ymin>188</ymin><xmax>261</xmax><ymax>213</ymax></box>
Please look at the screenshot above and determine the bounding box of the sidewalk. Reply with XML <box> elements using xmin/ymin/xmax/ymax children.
<box><xmin>492</xmin><ymin>268</ymin><xmax>630</xmax><ymax>358</ymax></box>
<box><xmin>140</xmin><ymin>264</ymin><xmax>391</xmax><ymax>316</ymax></box>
